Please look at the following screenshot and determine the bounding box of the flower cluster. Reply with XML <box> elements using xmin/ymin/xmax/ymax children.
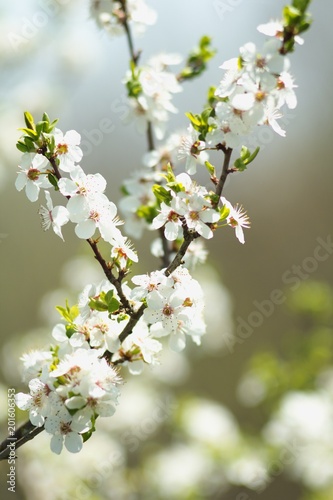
<box><xmin>16</xmin><ymin>347</ymin><xmax>121</xmax><ymax>454</ymax></box>
<box><xmin>207</xmin><ymin>37</ymin><xmax>296</xmax><ymax>149</ymax></box>
<box><xmin>11</xmin><ymin>0</ymin><xmax>311</xmax><ymax>456</ymax></box>
<box><xmin>152</xmin><ymin>173</ymin><xmax>220</xmax><ymax>241</ymax></box>
<box><xmin>124</xmin><ymin>53</ymin><xmax>183</xmax><ymax>139</ymax></box>
<box><xmin>132</xmin><ymin>266</ymin><xmax>206</xmax><ymax>352</ymax></box>
<box><xmin>15</xmin><ymin>121</ymin><xmax>137</xmax><ymax>269</ymax></box>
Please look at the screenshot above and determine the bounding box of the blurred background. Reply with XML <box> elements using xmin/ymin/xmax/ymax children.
<box><xmin>0</xmin><ymin>1</ymin><xmax>332</xmax><ymax>499</ymax></box>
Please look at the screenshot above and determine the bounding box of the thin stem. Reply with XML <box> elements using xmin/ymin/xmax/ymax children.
<box><xmin>87</xmin><ymin>239</ymin><xmax>133</xmax><ymax>313</ymax></box>
<box><xmin>119</xmin><ymin>302</ymin><xmax>146</xmax><ymax>343</ymax></box>
<box><xmin>48</xmin><ymin>156</ymin><xmax>133</xmax><ymax>313</ymax></box>
<box><xmin>119</xmin><ymin>6</ymin><xmax>173</xmax><ymax>270</ymax></box>
<box><xmin>0</xmin><ymin>421</ymin><xmax>44</xmax><ymax>461</ymax></box>
<box><xmin>147</xmin><ymin>121</ymin><xmax>155</xmax><ymax>151</ymax></box>
<box><xmin>165</xmin><ymin>227</ymin><xmax>197</xmax><ymax>277</ymax></box>
<box><xmin>214</xmin><ymin>147</ymin><xmax>233</xmax><ymax>208</ymax></box>
<box><xmin>119</xmin><ymin>0</ymin><xmax>139</xmax><ymax>64</ymax></box>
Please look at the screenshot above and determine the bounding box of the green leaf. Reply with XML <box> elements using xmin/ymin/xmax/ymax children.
<box><xmin>219</xmin><ymin>204</ymin><xmax>230</xmax><ymax>222</ymax></box>
<box><xmin>234</xmin><ymin>146</ymin><xmax>260</xmax><ymax>171</ymax></box>
<box><xmin>42</xmin><ymin>112</ymin><xmax>50</xmax><ymax>123</ymax></box>
<box><xmin>47</xmin><ymin>118</ymin><xmax>59</xmax><ymax>133</ymax></box>
<box><xmin>88</xmin><ymin>297</ymin><xmax>108</xmax><ymax>312</ymax></box>
<box><xmin>205</xmin><ymin>160</ymin><xmax>216</xmax><ymax>176</ymax></box>
<box><xmin>185</xmin><ymin>112</ymin><xmax>201</xmax><ymax>128</ymax></box>
<box><xmin>180</xmin><ymin>35</ymin><xmax>216</xmax><ymax>80</ymax></box>
<box><xmin>23</xmin><ymin>111</ymin><xmax>35</xmax><ymax>131</ymax></box>
<box><xmin>36</xmin><ymin>121</ymin><xmax>47</xmax><ymax>137</ymax></box>
<box><xmin>16</xmin><ymin>141</ymin><xmax>28</xmax><ymax>153</ymax></box>
<box><xmin>48</xmin><ymin>173</ymin><xmax>59</xmax><ymax>190</ymax></box>
<box><xmin>55</xmin><ymin>301</ymin><xmax>79</xmax><ymax>323</ymax></box>
<box><xmin>23</xmin><ymin>136</ymin><xmax>35</xmax><ymax>149</ymax></box>
<box><xmin>18</xmin><ymin>127</ymin><xmax>38</xmax><ymax>140</ymax></box>
<box><xmin>43</xmin><ymin>132</ymin><xmax>56</xmax><ymax>153</ymax></box>
<box><xmin>152</xmin><ymin>185</ymin><xmax>173</xmax><ymax>205</ymax></box>
<box><xmin>292</xmin><ymin>0</ymin><xmax>311</xmax><ymax>13</ymax></box>
<box><xmin>136</xmin><ymin>204</ymin><xmax>159</xmax><ymax>224</ymax></box>
<box><xmin>105</xmin><ymin>290</ymin><xmax>120</xmax><ymax>314</ymax></box>
<box><xmin>207</xmin><ymin>86</ymin><xmax>217</xmax><ymax>107</ymax></box>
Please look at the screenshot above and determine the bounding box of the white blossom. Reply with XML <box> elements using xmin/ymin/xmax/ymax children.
<box><xmin>15</xmin><ymin>153</ymin><xmax>51</xmax><ymax>202</ymax></box>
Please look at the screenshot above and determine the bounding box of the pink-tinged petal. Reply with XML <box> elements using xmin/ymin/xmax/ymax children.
<box><xmin>75</xmin><ymin>219</ymin><xmax>96</xmax><ymax>239</ymax></box>
<box><xmin>86</xmin><ymin>173</ymin><xmax>106</xmax><ymax>193</ymax></box>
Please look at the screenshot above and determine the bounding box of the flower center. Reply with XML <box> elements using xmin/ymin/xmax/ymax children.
<box><xmin>57</xmin><ymin>143</ymin><xmax>68</xmax><ymax>155</ymax></box>
<box><xmin>167</xmin><ymin>211</ymin><xmax>179</xmax><ymax>223</ymax></box>
<box><xmin>163</xmin><ymin>304</ymin><xmax>174</xmax><ymax>317</ymax></box>
<box><xmin>189</xmin><ymin>211</ymin><xmax>199</xmax><ymax>221</ymax></box>
<box><xmin>60</xmin><ymin>421</ymin><xmax>72</xmax><ymax>435</ymax></box>
<box><xmin>255</xmin><ymin>90</ymin><xmax>266</xmax><ymax>102</ymax></box>
<box><xmin>27</xmin><ymin>168</ymin><xmax>40</xmax><ymax>181</ymax></box>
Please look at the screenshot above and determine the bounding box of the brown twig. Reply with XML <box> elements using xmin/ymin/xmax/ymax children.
<box><xmin>0</xmin><ymin>421</ymin><xmax>44</xmax><ymax>461</ymax></box>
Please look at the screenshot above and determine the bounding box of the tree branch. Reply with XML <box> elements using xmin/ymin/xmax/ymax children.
<box><xmin>0</xmin><ymin>421</ymin><xmax>44</xmax><ymax>461</ymax></box>
<box><xmin>214</xmin><ymin>147</ymin><xmax>233</xmax><ymax>207</ymax></box>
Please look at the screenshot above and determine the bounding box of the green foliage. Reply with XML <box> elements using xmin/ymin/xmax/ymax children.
<box><xmin>48</xmin><ymin>172</ymin><xmax>59</xmax><ymax>190</ymax></box>
<box><xmin>88</xmin><ymin>290</ymin><xmax>120</xmax><ymax>316</ymax></box>
<box><xmin>56</xmin><ymin>300</ymin><xmax>79</xmax><ymax>324</ymax></box>
<box><xmin>282</xmin><ymin>0</ymin><xmax>312</xmax><ymax>53</ymax></box>
<box><xmin>136</xmin><ymin>204</ymin><xmax>159</xmax><ymax>224</ymax></box>
<box><xmin>16</xmin><ymin>111</ymin><xmax>59</xmax><ymax>154</ymax></box>
<box><xmin>287</xmin><ymin>281</ymin><xmax>333</xmax><ymax>321</ymax></box>
<box><xmin>243</xmin><ymin>281</ymin><xmax>333</xmax><ymax>410</ymax></box>
<box><xmin>234</xmin><ymin>146</ymin><xmax>260</xmax><ymax>171</ymax></box>
<box><xmin>152</xmin><ymin>184</ymin><xmax>173</xmax><ymax>205</ymax></box>
<box><xmin>204</xmin><ymin>160</ymin><xmax>216</xmax><ymax>177</ymax></box>
<box><xmin>219</xmin><ymin>203</ymin><xmax>230</xmax><ymax>222</ymax></box>
<box><xmin>185</xmin><ymin>108</ymin><xmax>214</xmax><ymax>141</ymax></box>
<box><xmin>126</xmin><ymin>61</ymin><xmax>142</xmax><ymax>97</ymax></box>
<box><xmin>179</xmin><ymin>36</ymin><xmax>216</xmax><ymax>81</ymax></box>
